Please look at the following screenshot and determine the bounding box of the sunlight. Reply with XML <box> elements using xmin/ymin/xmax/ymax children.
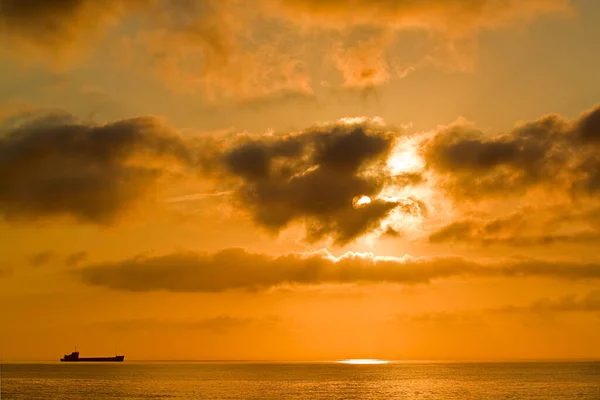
<box><xmin>353</xmin><ymin>195</ymin><xmax>372</xmax><ymax>208</ymax></box>
<box><xmin>387</xmin><ymin>148</ymin><xmax>422</xmax><ymax>175</ymax></box>
<box><xmin>339</xmin><ymin>359</ymin><xmax>389</xmax><ymax>365</ymax></box>
<box><xmin>338</xmin><ymin>116</ymin><xmax>386</xmax><ymax>126</ymax></box>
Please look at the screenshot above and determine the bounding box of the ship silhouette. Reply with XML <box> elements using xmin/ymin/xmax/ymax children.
<box><xmin>60</xmin><ymin>350</ymin><xmax>124</xmax><ymax>362</ymax></box>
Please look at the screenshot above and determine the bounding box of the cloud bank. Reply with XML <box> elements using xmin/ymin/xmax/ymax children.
<box><xmin>4</xmin><ymin>105</ymin><xmax>600</xmax><ymax>246</ymax></box>
<box><xmin>0</xmin><ymin>0</ymin><xmax>571</xmax><ymax>98</ymax></box>
<box><xmin>77</xmin><ymin>248</ymin><xmax>600</xmax><ymax>293</ymax></box>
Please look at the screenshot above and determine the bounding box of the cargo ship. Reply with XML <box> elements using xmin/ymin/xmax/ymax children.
<box><xmin>60</xmin><ymin>351</ymin><xmax>124</xmax><ymax>362</ymax></box>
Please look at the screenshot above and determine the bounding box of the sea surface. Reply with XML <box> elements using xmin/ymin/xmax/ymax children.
<box><xmin>2</xmin><ymin>361</ymin><xmax>599</xmax><ymax>399</ymax></box>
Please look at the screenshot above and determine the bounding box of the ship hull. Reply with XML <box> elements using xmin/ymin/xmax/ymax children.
<box><xmin>61</xmin><ymin>356</ymin><xmax>124</xmax><ymax>362</ymax></box>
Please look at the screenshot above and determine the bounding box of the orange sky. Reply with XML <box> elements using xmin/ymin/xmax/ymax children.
<box><xmin>1</xmin><ymin>0</ymin><xmax>600</xmax><ymax>361</ymax></box>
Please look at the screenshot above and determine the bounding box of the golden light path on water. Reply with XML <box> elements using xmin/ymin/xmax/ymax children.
<box><xmin>338</xmin><ymin>359</ymin><xmax>389</xmax><ymax>365</ymax></box>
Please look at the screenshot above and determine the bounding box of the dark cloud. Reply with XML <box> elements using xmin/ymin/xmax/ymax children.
<box><xmin>428</xmin><ymin>209</ymin><xmax>600</xmax><ymax>247</ymax></box>
<box><xmin>423</xmin><ymin>106</ymin><xmax>600</xmax><ymax>249</ymax></box>
<box><xmin>76</xmin><ymin>248</ymin><xmax>600</xmax><ymax>293</ymax></box>
<box><xmin>65</xmin><ymin>251</ymin><xmax>88</xmax><ymax>267</ymax></box>
<box><xmin>498</xmin><ymin>260</ymin><xmax>600</xmax><ymax>280</ymax></box>
<box><xmin>430</xmin><ymin>222</ymin><xmax>600</xmax><ymax>247</ymax></box>
<box><xmin>0</xmin><ymin>112</ymin><xmax>191</xmax><ymax>223</ymax></box>
<box><xmin>27</xmin><ymin>250</ymin><xmax>87</xmax><ymax>268</ymax></box>
<box><xmin>429</xmin><ymin>221</ymin><xmax>478</xmax><ymax>244</ymax></box>
<box><xmin>0</xmin><ymin>0</ymin><xmax>146</xmax><ymax>55</ymax></box>
<box><xmin>77</xmin><ymin>248</ymin><xmax>476</xmax><ymax>292</ymax></box>
<box><xmin>219</xmin><ymin>123</ymin><xmax>415</xmax><ymax>244</ymax></box>
<box><xmin>0</xmin><ymin>0</ymin><xmax>93</xmax><ymax>45</ymax></box>
<box><xmin>29</xmin><ymin>251</ymin><xmax>57</xmax><ymax>267</ymax></box>
<box><xmin>575</xmin><ymin>106</ymin><xmax>600</xmax><ymax>144</ymax></box>
<box><xmin>422</xmin><ymin>105</ymin><xmax>600</xmax><ymax>199</ymax></box>
<box><xmin>0</xmin><ymin>111</ymin><xmax>422</xmax><ymax>243</ymax></box>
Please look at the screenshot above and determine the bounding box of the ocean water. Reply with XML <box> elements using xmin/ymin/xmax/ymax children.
<box><xmin>2</xmin><ymin>361</ymin><xmax>599</xmax><ymax>399</ymax></box>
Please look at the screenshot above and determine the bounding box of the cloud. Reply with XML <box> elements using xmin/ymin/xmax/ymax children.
<box><xmin>216</xmin><ymin>121</ymin><xmax>423</xmax><ymax>244</ymax></box>
<box><xmin>76</xmin><ymin>248</ymin><xmax>600</xmax><ymax>293</ymax></box>
<box><xmin>0</xmin><ymin>0</ymin><xmax>313</xmax><ymax>101</ymax></box>
<box><xmin>429</xmin><ymin>218</ymin><xmax>600</xmax><ymax>247</ymax></box>
<box><xmin>3</xmin><ymin>0</ymin><xmax>567</xmax><ymax>52</ymax></box>
<box><xmin>29</xmin><ymin>251</ymin><xmax>57</xmax><ymax>267</ymax></box>
<box><xmin>417</xmin><ymin>106</ymin><xmax>600</xmax><ymax>250</ymax></box>
<box><xmin>65</xmin><ymin>251</ymin><xmax>88</xmax><ymax>267</ymax></box>
<box><xmin>0</xmin><ymin>109</ymin><xmax>426</xmax><ymax>242</ymax></box>
<box><xmin>136</xmin><ymin>20</ymin><xmax>314</xmax><ymax>102</ymax></box>
<box><xmin>0</xmin><ymin>0</ymin><xmax>148</xmax><ymax>61</ymax></box>
<box><xmin>77</xmin><ymin>248</ymin><xmax>475</xmax><ymax>292</ymax></box>
<box><xmin>330</xmin><ymin>33</ymin><xmax>394</xmax><ymax>89</ymax></box>
<box><xmin>160</xmin><ymin>0</ymin><xmax>567</xmax><ymax>95</ymax></box>
<box><xmin>422</xmin><ymin>105</ymin><xmax>600</xmax><ymax>200</ymax></box>
<box><xmin>428</xmin><ymin>208</ymin><xmax>600</xmax><ymax>247</ymax></box>
<box><xmin>497</xmin><ymin>260</ymin><xmax>600</xmax><ymax>280</ymax></box>
<box><xmin>270</xmin><ymin>0</ymin><xmax>570</xmax><ymax>33</ymax></box>
<box><xmin>269</xmin><ymin>0</ymin><xmax>570</xmax><ymax>74</ymax></box>
<box><xmin>0</xmin><ymin>111</ymin><xmax>191</xmax><ymax>223</ymax></box>
<box><xmin>4</xmin><ymin>105</ymin><xmax>600</xmax><ymax>247</ymax></box>
<box><xmin>0</xmin><ymin>0</ymin><xmax>570</xmax><ymax>98</ymax></box>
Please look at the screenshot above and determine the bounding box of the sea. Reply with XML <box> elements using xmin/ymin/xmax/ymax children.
<box><xmin>2</xmin><ymin>361</ymin><xmax>599</xmax><ymax>399</ymax></box>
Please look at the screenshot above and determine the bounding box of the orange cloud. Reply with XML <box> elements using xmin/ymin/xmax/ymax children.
<box><xmin>132</xmin><ymin>1</ymin><xmax>313</xmax><ymax>102</ymax></box>
<box><xmin>269</xmin><ymin>0</ymin><xmax>571</xmax><ymax>74</ymax></box>
<box><xmin>0</xmin><ymin>0</ymin><xmax>571</xmax><ymax>98</ymax></box>
<box><xmin>270</xmin><ymin>0</ymin><xmax>570</xmax><ymax>34</ymax></box>
<box><xmin>330</xmin><ymin>33</ymin><xmax>393</xmax><ymax>89</ymax></box>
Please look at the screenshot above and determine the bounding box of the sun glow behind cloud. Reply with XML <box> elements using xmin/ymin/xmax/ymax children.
<box><xmin>387</xmin><ymin>141</ymin><xmax>424</xmax><ymax>175</ymax></box>
<box><xmin>356</xmin><ymin>137</ymin><xmax>428</xmax><ymax>243</ymax></box>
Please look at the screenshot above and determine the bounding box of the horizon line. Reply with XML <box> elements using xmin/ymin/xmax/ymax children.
<box><xmin>3</xmin><ymin>357</ymin><xmax>600</xmax><ymax>363</ymax></box>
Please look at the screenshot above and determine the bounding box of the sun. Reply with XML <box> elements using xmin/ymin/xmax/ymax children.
<box><xmin>338</xmin><ymin>359</ymin><xmax>389</xmax><ymax>365</ymax></box>
<box><xmin>352</xmin><ymin>195</ymin><xmax>372</xmax><ymax>208</ymax></box>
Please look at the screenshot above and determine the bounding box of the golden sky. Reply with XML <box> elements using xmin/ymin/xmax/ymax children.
<box><xmin>1</xmin><ymin>0</ymin><xmax>600</xmax><ymax>361</ymax></box>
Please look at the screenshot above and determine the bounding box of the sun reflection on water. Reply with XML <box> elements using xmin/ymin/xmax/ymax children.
<box><xmin>338</xmin><ymin>359</ymin><xmax>389</xmax><ymax>365</ymax></box>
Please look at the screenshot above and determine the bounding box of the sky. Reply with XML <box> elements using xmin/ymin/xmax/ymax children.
<box><xmin>1</xmin><ymin>0</ymin><xmax>600</xmax><ymax>361</ymax></box>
